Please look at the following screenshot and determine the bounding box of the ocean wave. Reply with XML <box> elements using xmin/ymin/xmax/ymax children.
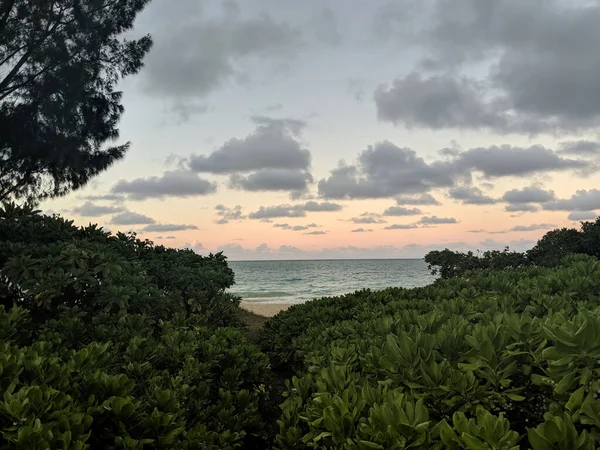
<box><xmin>229</xmin><ymin>291</ymin><xmax>294</xmax><ymax>299</ymax></box>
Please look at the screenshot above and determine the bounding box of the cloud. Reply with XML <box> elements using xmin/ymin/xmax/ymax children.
<box><xmin>351</xmin><ymin>228</ymin><xmax>373</xmax><ymax>233</ymax></box>
<box><xmin>419</xmin><ymin>216</ymin><xmax>458</xmax><ymax>225</ymax></box>
<box><xmin>454</xmin><ymin>146</ymin><xmax>588</xmax><ymax>178</ymax></box>
<box><xmin>375</xmin><ymin>73</ymin><xmax>505</xmax><ymax>130</ymax></box>
<box><xmin>307</xmin><ymin>223</ymin><xmax>319</xmax><ymax>228</ymax></box>
<box><xmin>375</xmin><ymin>1</ymin><xmax>600</xmax><ymax>133</ymax></box>
<box><xmin>292</xmin><ymin>225</ymin><xmax>309</xmax><ymax>231</ymax></box>
<box><xmin>217</xmin><ymin>243</ymin><xmax>245</xmax><ymax>253</ymax></box>
<box><xmin>72</xmin><ymin>202</ymin><xmax>124</xmax><ymax>217</ymax></box>
<box><xmin>509</xmin><ymin>224</ymin><xmax>556</xmax><ymax>232</ymax></box>
<box><xmin>142</xmin><ymin>223</ymin><xmax>199</xmax><ymax>232</ymax></box>
<box><xmin>543</xmin><ymin>189</ymin><xmax>600</xmax><ymax>211</ymax></box>
<box><xmin>303</xmin><ymin>201</ymin><xmax>342</xmax><ymax>212</ymax></box>
<box><xmin>273</xmin><ymin>223</ymin><xmax>290</xmax><ymax>229</ymax></box>
<box><xmin>505</xmin><ymin>204</ymin><xmax>539</xmax><ymax>213</ymax></box>
<box><xmin>568</xmin><ymin>211</ymin><xmax>598</xmax><ymax>221</ymax></box>
<box><xmin>165</xmin><ymin>236</ymin><xmax>176</xmax><ymax>239</ymax></box>
<box><xmin>256</xmin><ymin>243</ymin><xmax>270</xmax><ymax>252</ymax></box>
<box><xmin>502</xmin><ymin>186</ymin><xmax>556</xmax><ymax>204</ymax></box>
<box><xmin>384</xmin><ymin>224</ymin><xmax>419</xmax><ymax>230</ymax></box>
<box><xmin>212</xmin><ymin>240</ymin><xmax>540</xmax><ymax>260</ymax></box>
<box><xmin>382</xmin><ymin>206</ymin><xmax>422</xmax><ymax>216</ymax></box>
<box><xmin>142</xmin><ymin>2</ymin><xmax>302</xmax><ymax>116</ymax></box>
<box><xmin>229</xmin><ymin>169</ymin><xmax>313</xmax><ymax>192</ymax></box>
<box><xmin>112</xmin><ymin>170</ymin><xmax>217</xmax><ymax>200</ymax></box>
<box><xmin>280</xmin><ymin>244</ymin><xmax>304</xmax><ymax>253</ymax></box>
<box><xmin>448</xmin><ymin>186</ymin><xmax>497</xmax><ymax>205</ymax></box>
<box><xmin>318</xmin><ymin>141</ymin><xmax>588</xmax><ymax>201</ymax></box>
<box><xmin>215</xmin><ymin>204</ymin><xmax>245</xmax><ymax>224</ymax></box>
<box><xmin>304</xmin><ymin>230</ymin><xmax>327</xmax><ymax>235</ymax></box>
<box><xmin>82</xmin><ymin>194</ymin><xmax>124</xmax><ymax>201</ymax></box>
<box><xmin>394</xmin><ymin>194</ymin><xmax>441</xmax><ymax>205</ymax></box>
<box><xmin>111</xmin><ymin>211</ymin><xmax>156</xmax><ymax>225</ymax></box>
<box><xmin>188</xmin><ymin>119</ymin><xmax>310</xmax><ymax>174</ymax></box>
<box><xmin>558</xmin><ymin>140</ymin><xmax>600</xmax><ymax>156</ymax></box>
<box><xmin>248</xmin><ymin>201</ymin><xmax>342</xmax><ymax>219</ymax></box>
<box><xmin>183</xmin><ymin>240</ymin><xmax>204</xmax><ymax>254</ymax></box>
<box><xmin>350</xmin><ymin>213</ymin><xmax>386</xmax><ymax>224</ymax></box>
<box><xmin>318</xmin><ymin>141</ymin><xmax>456</xmax><ymax>199</ymax></box>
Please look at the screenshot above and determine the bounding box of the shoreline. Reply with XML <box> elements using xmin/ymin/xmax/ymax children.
<box><xmin>240</xmin><ymin>301</ymin><xmax>292</xmax><ymax>317</ymax></box>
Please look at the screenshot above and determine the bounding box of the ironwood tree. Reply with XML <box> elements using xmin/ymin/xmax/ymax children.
<box><xmin>0</xmin><ymin>0</ymin><xmax>152</xmax><ymax>202</ymax></box>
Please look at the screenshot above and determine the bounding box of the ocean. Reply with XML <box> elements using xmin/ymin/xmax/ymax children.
<box><xmin>228</xmin><ymin>259</ymin><xmax>437</xmax><ymax>304</ymax></box>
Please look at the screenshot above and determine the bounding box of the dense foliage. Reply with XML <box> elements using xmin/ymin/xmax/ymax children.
<box><xmin>425</xmin><ymin>218</ymin><xmax>600</xmax><ymax>279</ymax></box>
<box><xmin>0</xmin><ymin>204</ymin><xmax>272</xmax><ymax>449</ymax></box>
<box><xmin>0</xmin><ymin>0</ymin><xmax>153</xmax><ymax>202</ymax></box>
<box><xmin>261</xmin><ymin>254</ymin><xmax>600</xmax><ymax>449</ymax></box>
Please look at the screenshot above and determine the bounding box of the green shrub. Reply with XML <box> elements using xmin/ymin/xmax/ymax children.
<box><xmin>0</xmin><ymin>204</ymin><xmax>271</xmax><ymax>448</ymax></box>
<box><xmin>262</xmin><ymin>257</ymin><xmax>600</xmax><ymax>448</ymax></box>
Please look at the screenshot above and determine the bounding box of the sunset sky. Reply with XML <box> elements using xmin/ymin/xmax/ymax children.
<box><xmin>42</xmin><ymin>0</ymin><xmax>600</xmax><ymax>260</ymax></box>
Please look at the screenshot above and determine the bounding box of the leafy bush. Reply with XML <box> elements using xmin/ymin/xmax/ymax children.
<box><xmin>261</xmin><ymin>254</ymin><xmax>600</xmax><ymax>448</ymax></box>
<box><xmin>0</xmin><ymin>204</ymin><xmax>272</xmax><ymax>449</ymax></box>
<box><xmin>424</xmin><ymin>217</ymin><xmax>600</xmax><ymax>279</ymax></box>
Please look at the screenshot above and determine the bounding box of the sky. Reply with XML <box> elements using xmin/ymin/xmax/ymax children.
<box><xmin>42</xmin><ymin>0</ymin><xmax>600</xmax><ymax>260</ymax></box>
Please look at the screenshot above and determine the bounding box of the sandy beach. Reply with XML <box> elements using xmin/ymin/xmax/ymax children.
<box><xmin>240</xmin><ymin>302</ymin><xmax>292</xmax><ymax>317</ymax></box>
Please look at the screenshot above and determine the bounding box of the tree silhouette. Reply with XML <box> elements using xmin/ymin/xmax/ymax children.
<box><xmin>0</xmin><ymin>0</ymin><xmax>152</xmax><ymax>202</ymax></box>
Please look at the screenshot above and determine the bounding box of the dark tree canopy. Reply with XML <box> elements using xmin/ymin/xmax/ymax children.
<box><xmin>0</xmin><ymin>0</ymin><xmax>152</xmax><ymax>202</ymax></box>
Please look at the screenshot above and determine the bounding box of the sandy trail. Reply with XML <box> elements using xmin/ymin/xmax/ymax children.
<box><xmin>240</xmin><ymin>302</ymin><xmax>292</xmax><ymax>317</ymax></box>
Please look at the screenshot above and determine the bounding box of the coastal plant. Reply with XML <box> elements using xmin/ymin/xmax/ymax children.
<box><xmin>262</xmin><ymin>256</ymin><xmax>600</xmax><ymax>448</ymax></box>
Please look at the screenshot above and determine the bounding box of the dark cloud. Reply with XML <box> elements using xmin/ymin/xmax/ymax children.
<box><xmin>229</xmin><ymin>169</ymin><xmax>313</xmax><ymax>192</ymax></box>
<box><xmin>568</xmin><ymin>211</ymin><xmax>598</xmax><ymax>221</ymax></box>
<box><xmin>292</xmin><ymin>225</ymin><xmax>309</xmax><ymax>231</ymax></box>
<box><xmin>215</xmin><ymin>204</ymin><xmax>245</xmax><ymax>224</ymax></box>
<box><xmin>318</xmin><ymin>141</ymin><xmax>456</xmax><ymax>199</ymax></box>
<box><xmin>304</xmin><ymin>230</ymin><xmax>327</xmax><ymax>235</ymax></box>
<box><xmin>502</xmin><ymin>186</ymin><xmax>556</xmax><ymax>204</ymax></box>
<box><xmin>419</xmin><ymin>216</ymin><xmax>458</xmax><ymax>225</ymax></box>
<box><xmin>510</xmin><ymin>224</ymin><xmax>556</xmax><ymax>232</ymax></box>
<box><xmin>375</xmin><ymin>1</ymin><xmax>600</xmax><ymax>133</ymax></box>
<box><xmin>319</xmin><ymin>141</ymin><xmax>588</xmax><ymax>201</ymax></box>
<box><xmin>394</xmin><ymin>194</ymin><xmax>441</xmax><ymax>205</ymax></box>
<box><xmin>448</xmin><ymin>186</ymin><xmax>497</xmax><ymax>205</ymax></box>
<box><xmin>249</xmin><ymin>201</ymin><xmax>341</xmax><ymax>219</ymax></box>
<box><xmin>189</xmin><ymin>119</ymin><xmax>310</xmax><ymax>174</ymax></box>
<box><xmin>350</xmin><ymin>213</ymin><xmax>387</xmax><ymax>224</ymax></box>
<box><xmin>112</xmin><ymin>170</ymin><xmax>217</xmax><ymax>200</ymax></box>
<box><xmin>273</xmin><ymin>223</ymin><xmax>290</xmax><ymax>229</ymax></box>
<box><xmin>375</xmin><ymin>73</ymin><xmax>505</xmax><ymax>130</ymax></box>
<box><xmin>351</xmin><ymin>228</ymin><xmax>373</xmax><ymax>233</ymax></box>
<box><xmin>111</xmin><ymin>211</ymin><xmax>156</xmax><ymax>225</ymax></box>
<box><xmin>142</xmin><ymin>223</ymin><xmax>199</xmax><ymax>232</ymax></box>
<box><xmin>505</xmin><ymin>204</ymin><xmax>540</xmax><ymax>213</ymax></box>
<box><xmin>454</xmin><ymin>146</ymin><xmax>588</xmax><ymax>178</ymax></box>
<box><xmin>307</xmin><ymin>223</ymin><xmax>319</xmax><ymax>228</ymax></box>
<box><xmin>142</xmin><ymin>2</ymin><xmax>302</xmax><ymax>117</ymax></box>
<box><xmin>72</xmin><ymin>202</ymin><xmax>124</xmax><ymax>217</ymax></box>
<box><xmin>543</xmin><ymin>189</ymin><xmax>600</xmax><ymax>211</ymax></box>
<box><xmin>384</xmin><ymin>224</ymin><xmax>419</xmax><ymax>230</ymax></box>
<box><xmin>382</xmin><ymin>206</ymin><xmax>423</xmax><ymax>216</ymax></box>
